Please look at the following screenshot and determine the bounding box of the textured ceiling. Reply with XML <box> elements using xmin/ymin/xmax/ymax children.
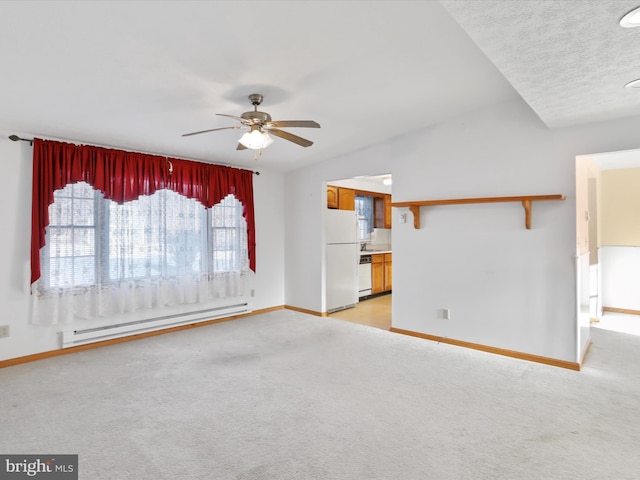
<box><xmin>441</xmin><ymin>0</ymin><xmax>640</xmax><ymax>128</ymax></box>
<box><xmin>2</xmin><ymin>1</ymin><xmax>640</xmax><ymax>172</ymax></box>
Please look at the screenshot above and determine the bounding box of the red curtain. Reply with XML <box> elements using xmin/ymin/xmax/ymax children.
<box><xmin>31</xmin><ymin>138</ymin><xmax>256</xmax><ymax>285</ymax></box>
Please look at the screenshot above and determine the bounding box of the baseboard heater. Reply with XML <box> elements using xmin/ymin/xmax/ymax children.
<box><xmin>61</xmin><ymin>302</ymin><xmax>250</xmax><ymax>348</ymax></box>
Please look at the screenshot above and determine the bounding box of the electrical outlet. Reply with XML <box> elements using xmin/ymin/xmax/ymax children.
<box><xmin>250</xmin><ymin>289</ymin><xmax>255</xmax><ymax>297</ymax></box>
<box><xmin>441</xmin><ymin>308</ymin><xmax>451</xmax><ymax>320</ymax></box>
<box><xmin>0</xmin><ymin>325</ymin><xmax>9</xmax><ymax>338</ymax></box>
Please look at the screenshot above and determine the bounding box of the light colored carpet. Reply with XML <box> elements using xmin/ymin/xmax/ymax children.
<box><xmin>1</xmin><ymin>309</ymin><xmax>639</xmax><ymax>479</ymax></box>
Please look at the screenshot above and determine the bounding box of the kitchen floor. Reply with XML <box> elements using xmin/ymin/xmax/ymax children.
<box><xmin>329</xmin><ymin>293</ymin><xmax>391</xmax><ymax>331</ymax></box>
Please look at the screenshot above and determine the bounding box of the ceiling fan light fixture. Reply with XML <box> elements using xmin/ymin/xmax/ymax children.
<box><xmin>620</xmin><ymin>6</ymin><xmax>640</xmax><ymax>27</ymax></box>
<box><xmin>239</xmin><ymin>129</ymin><xmax>274</xmax><ymax>150</ymax></box>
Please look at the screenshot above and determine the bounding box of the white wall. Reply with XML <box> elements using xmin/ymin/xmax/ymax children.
<box><xmin>574</xmin><ymin>155</ymin><xmax>602</xmax><ymax>354</ymax></box>
<box><xmin>0</xmin><ymin>136</ymin><xmax>286</xmax><ymax>362</ymax></box>
<box><xmin>600</xmin><ymin>246</ymin><xmax>640</xmax><ymax>311</ymax></box>
<box><xmin>393</xmin><ymin>100</ymin><xmax>575</xmax><ymax>361</ymax></box>
<box><xmin>328</xmin><ymin>178</ymin><xmax>392</xmax><ymax>195</ymax></box>
<box><xmin>596</xmin><ymin>167</ymin><xmax>640</xmax><ymax>312</ymax></box>
<box><xmin>0</xmin><ymin>139</ymin><xmax>34</xmax><ymax>361</ymax></box>
<box><xmin>251</xmin><ymin>168</ymin><xmax>286</xmax><ymax>310</ymax></box>
<box><xmin>284</xmin><ymin>97</ymin><xmax>640</xmax><ymax>364</ymax></box>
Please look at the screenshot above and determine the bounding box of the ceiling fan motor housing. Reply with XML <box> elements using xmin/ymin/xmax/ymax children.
<box><xmin>242</xmin><ymin>94</ymin><xmax>271</xmax><ymax>125</ymax></box>
<box><xmin>241</xmin><ymin>110</ymin><xmax>272</xmax><ymax>124</ymax></box>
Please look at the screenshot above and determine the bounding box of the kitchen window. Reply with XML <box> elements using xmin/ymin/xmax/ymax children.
<box><xmin>355</xmin><ymin>194</ymin><xmax>374</xmax><ymax>241</ymax></box>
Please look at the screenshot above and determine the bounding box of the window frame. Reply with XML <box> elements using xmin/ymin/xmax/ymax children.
<box><xmin>41</xmin><ymin>183</ymin><xmax>248</xmax><ymax>291</ymax></box>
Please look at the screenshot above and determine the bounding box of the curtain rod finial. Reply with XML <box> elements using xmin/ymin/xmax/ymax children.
<box><xmin>9</xmin><ymin>135</ymin><xmax>33</xmax><ymax>145</ymax></box>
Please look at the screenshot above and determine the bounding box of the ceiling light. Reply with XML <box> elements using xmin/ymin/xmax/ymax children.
<box><xmin>383</xmin><ymin>178</ymin><xmax>392</xmax><ymax>186</ymax></box>
<box><xmin>624</xmin><ymin>79</ymin><xmax>640</xmax><ymax>89</ymax></box>
<box><xmin>620</xmin><ymin>6</ymin><xmax>640</xmax><ymax>27</ymax></box>
<box><xmin>239</xmin><ymin>128</ymin><xmax>274</xmax><ymax>150</ymax></box>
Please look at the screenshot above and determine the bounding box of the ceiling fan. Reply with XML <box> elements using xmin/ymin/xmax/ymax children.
<box><xmin>182</xmin><ymin>93</ymin><xmax>320</xmax><ymax>151</ymax></box>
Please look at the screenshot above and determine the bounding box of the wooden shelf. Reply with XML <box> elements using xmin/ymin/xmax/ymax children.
<box><xmin>390</xmin><ymin>194</ymin><xmax>565</xmax><ymax>229</ymax></box>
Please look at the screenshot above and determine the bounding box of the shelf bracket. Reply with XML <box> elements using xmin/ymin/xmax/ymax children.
<box><xmin>522</xmin><ymin>199</ymin><xmax>532</xmax><ymax>229</ymax></box>
<box><xmin>408</xmin><ymin>205</ymin><xmax>421</xmax><ymax>229</ymax></box>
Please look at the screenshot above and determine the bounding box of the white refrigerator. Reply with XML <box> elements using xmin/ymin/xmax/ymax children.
<box><xmin>325</xmin><ymin>209</ymin><xmax>359</xmax><ymax>313</ymax></box>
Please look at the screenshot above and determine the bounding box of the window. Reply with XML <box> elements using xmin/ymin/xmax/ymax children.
<box><xmin>355</xmin><ymin>194</ymin><xmax>374</xmax><ymax>241</ymax></box>
<box><xmin>30</xmin><ymin>138</ymin><xmax>256</xmax><ymax>326</ymax></box>
<box><xmin>45</xmin><ymin>182</ymin><xmax>98</xmax><ymax>288</ymax></box>
<box><xmin>41</xmin><ymin>182</ymin><xmax>248</xmax><ymax>292</ymax></box>
<box><xmin>210</xmin><ymin>196</ymin><xmax>248</xmax><ymax>273</ymax></box>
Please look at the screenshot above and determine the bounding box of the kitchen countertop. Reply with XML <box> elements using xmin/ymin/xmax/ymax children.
<box><xmin>360</xmin><ymin>249</ymin><xmax>392</xmax><ymax>255</ymax></box>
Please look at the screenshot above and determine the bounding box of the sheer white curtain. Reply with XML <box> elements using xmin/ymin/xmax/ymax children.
<box><xmin>31</xmin><ymin>183</ymin><xmax>248</xmax><ymax>325</ymax></box>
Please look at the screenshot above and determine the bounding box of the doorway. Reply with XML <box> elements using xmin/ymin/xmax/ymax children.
<box><xmin>576</xmin><ymin>149</ymin><xmax>640</xmax><ymax>342</ymax></box>
<box><xmin>325</xmin><ymin>173</ymin><xmax>392</xmax><ymax>329</ymax></box>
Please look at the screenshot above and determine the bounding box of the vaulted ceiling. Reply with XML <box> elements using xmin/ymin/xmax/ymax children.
<box><xmin>1</xmin><ymin>1</ymin><xmax>639</xmax><ymax>172</ymax></box>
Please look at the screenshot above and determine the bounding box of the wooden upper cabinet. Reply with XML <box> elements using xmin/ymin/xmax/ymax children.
<box><xmin>338</xmin><ymin>188</ymin><xmax>355</xmax><ymax>211</ymax></box>
<box><xmin>374</xmin><ymin>196</ymin><xmax>385</xmax><ymax>228</ymax></box>
<box><xmin>373</xmin><ymin>194</ymin><xmax>392</xmax><ymax>228</ymax></box>
<box><xmin>328</xmin><ymin>186</ymin><xmax>389</xmax><ymax>216</ymax></box>
<box><xmin>384</xmin><ymin>194</ymin><xmax>392</xmax><ymax>228</ymax></box>
<box><xmin>327</xmin><ymin>185</ymin><xmax>339</xmax><ymax>209</ymax></box>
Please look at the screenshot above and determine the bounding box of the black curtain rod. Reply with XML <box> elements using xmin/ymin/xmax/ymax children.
<box><xmin>8</xmin><ymin>135</ymin><xmax>260</xmax><ymax>175</ymax></box>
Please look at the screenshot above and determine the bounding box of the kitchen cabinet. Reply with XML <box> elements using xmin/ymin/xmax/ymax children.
<box><xmin>384</xmin><ymin>253</ymin><xmax>392</xmax><ymax>291</ymax></box>
<box><xmin>371</xmin><ymin>254</ymin><xmax>385</xmax><ymax>294</ymax></box>
<box><xmin>372</xmin><ymin>252</ymin><xmax>392</xmax><ymax>294</ymax></box>
<box><xmin>327</xmin><ymin>186</ymin><xmax>355</xmax><ymax>210</ymax></box>
<box><xmin>329</xmin><ymin>186</ymin><xmax>390</xmax><ymax>220</ymax></box>
<box><xmin>338</xmin><ymin>188</ymin><xmax>355</xmax><ymax>211</ymax></box>
<box><xmin>327</xmin><ymin>185</ymin><xmax>339</xmax><ymax>209</ymax></box>
<box><xmin>384</xmin><ymin>194</ymin><xmax>392</xmax><ymax>228</ymax></box>
<box><xmin>374</xmin><ymin>196</ymin><xmax>385</xmax><ymax>228</ymax></box>
<box><xmin>374</xmin><ymin>194</ymin><xmax>393</xmax><ymax>228</ymax></box>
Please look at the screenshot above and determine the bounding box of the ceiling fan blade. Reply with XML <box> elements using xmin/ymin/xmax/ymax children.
<box><xmin>181</xmin><ymin>125</ymin><xmax>242</xmax><ymax>137</ymax></box>
<box><xmin>236</xmin><ymin>143</ymin><xmax>248</xmax><ymax>151</ymax></box>
<box><xmin>267</xmin><ymin>120</ymin><xmax>320</xmax><ymax>128</ymax></box>
<box><xmin>216</xmin><ymin>113</ymin><xmax>246</xmax><ymax>121</ymax></box>
<box><xmin>268</xmin><ymin>128</ymin><xmax>314</xmax><ymax>147</ymax></box>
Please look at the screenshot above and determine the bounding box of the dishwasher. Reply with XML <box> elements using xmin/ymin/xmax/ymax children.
<box><xmin>358</xmin><ymin>254</ymin><xmax>372</xmax><ymax>298</ymax></box>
